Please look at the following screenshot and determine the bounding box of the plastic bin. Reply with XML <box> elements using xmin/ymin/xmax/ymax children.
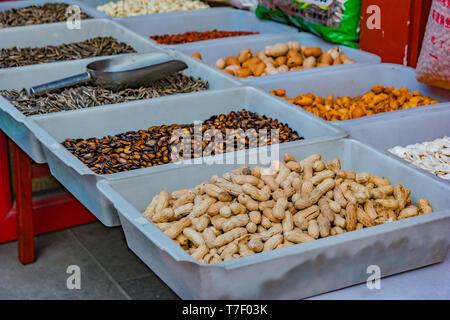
<box><xmin>27</xmin><ymin>86</ymin><xmax>347</xmax><ymax>226</ymax></box>
<box><xmin>96</xmin><ymin>138</ymin><xmax>450</xmax><ymax>299</ymax></box>
<box><xmin>0</xmin><ymin>0</ymin><xmax>110</xmax><ymax>26</ymax></box>
<box><xmin>0</xmin><ymin>18</ymin><xmax>158</xmax><ymax>71</ymax></box>
<box><xmin>114</xmin><ymin>7</ymin><xmax>298</xmax><ymax>48</ymax></box>
<box><xmin>79</xmin><ymin>0</ymin><xmax>211</xmax><ymax>18</ymax></box>
<box><xmin>176</xmin><ymin>32</ymin><xmax>381</xmax><ymax>82</ymax></box>
<box><xmin>250</xmin><ymin>63</ymin><xmax>450</xmax><ymax>128</ymax></box>
<box><xmin>347</xmin><ymin>103</ymin><xmax>450</xmax><ymax>184</ymax></box>
<box><xmin>0</xmin><ymin>50</ymin><xmax>241</xmax><ymax>164</ymax></box>
<box><xmin>78</xmin><ymin>0</ymin><xmax>111</xmax><ymax>8</ymax></box>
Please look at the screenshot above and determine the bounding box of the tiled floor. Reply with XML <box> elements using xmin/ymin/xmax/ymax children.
<box><xmin>0</xmin><ymin>222</ymin><xmax>179</xmax><ymax>300</ymax></box>
<box><xmin>0</xmin><ymin>221</ymin><xmax>449</xmax><ymax>299</ymax></box>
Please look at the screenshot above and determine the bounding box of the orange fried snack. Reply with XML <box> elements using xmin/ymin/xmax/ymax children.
<box><xmin>269</xmin><ymin>85</ymin><xmax>439</xmax><ymax>121</ymax></box>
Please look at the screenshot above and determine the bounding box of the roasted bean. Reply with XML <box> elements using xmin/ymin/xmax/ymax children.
<box><xmin>62</xmin><ymin>110</ymin><xmax>303</xmax><ymax>174</ymax></box>
<box><xmin>150</xmin><ymin>30</ymin><xmax>258</xmax><ymax>45</ymax></box>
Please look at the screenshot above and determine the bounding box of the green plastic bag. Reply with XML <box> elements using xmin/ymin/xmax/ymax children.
<box><xmin>256</xmin><ymin>0</ymin><xmax>362</xmax><ymax>48</ymax></box>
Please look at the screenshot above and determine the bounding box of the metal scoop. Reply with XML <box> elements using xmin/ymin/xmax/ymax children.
<box><xmin>30</xmin><ymin>53</ymin><xmax>188</xmax><ymax>95</ymax></box>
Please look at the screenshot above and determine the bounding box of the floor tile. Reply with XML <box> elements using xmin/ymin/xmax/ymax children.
<box><xmin>0</xmin><ymin>230</ymin><xmax>127</xmax><ymax>300</ymax></box>
<box><xmin>119</xmin><ymin>274</ymin><xmax>179</xmax><ymax>300</ymax></box>
<box><xmin>70</xmin><ymin>222</ymin><xmax>152</xmax><ymax>282</ymax></box>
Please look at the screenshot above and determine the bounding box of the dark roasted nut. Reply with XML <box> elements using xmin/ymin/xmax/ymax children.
<box><xmin>62</xmin><ymin>110</ymin><xmax>303</xmax><ymax>175</ymax></box>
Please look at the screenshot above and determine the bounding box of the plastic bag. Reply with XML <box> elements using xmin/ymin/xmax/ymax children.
<box><xmin>255</xmin><ymin>0</ymin><xmax>361</xmax><ymax>48</ymax></box>
<box><xmin>415</xmin><ymin>0</ymin><xmax>450</xmax><ymax>89</ymax></box>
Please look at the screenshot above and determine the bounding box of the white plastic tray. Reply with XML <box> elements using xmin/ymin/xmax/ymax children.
<box><xmin>115</xmin><ymin>7</ymin><xmax>298</xmax><ymax>48</ymax></box>
<box><xmin>27</xmin><ymin>86</ymin><xmax>346</xmax><ymax>226</ymax></box>
<box><xmin>176</xmin><ymin>32</ymin><xmax>382</xmax><ymax>82</ymax></box>
<box><xmin>79</xmin><ymin>0</ymin><xmax>212</xmax><ymax>18</ymax></box>
<box><xmin>78</xmin><ymin>0</ymin><xmax>111</xmax><ymax>7</ymax></box>
<box><xmin>0</xmin><ymin>50</ymin><xmax>241</xmax><ymax>164</ymax></box>
<box><xmin>0</xmin><ymin>18</ymin><xmax>158</xmax><ymax>71</ymax></box>
<box><xmin>96</xmin><ymin>138</ymin><xmax>450</xmax><ymax>299</ymax></box>
<box><xmin>348</xmin><ymin>103</ymin><xmax>450</xmax><ymax>184</ymax></box>
<box><xmin>0</xmin><ymin>15</ymin><xmax>161</xmax><ymax>164</ymax></box>
<box><xmin>250</xmin><ymin>63</ymin><xmax>450</xmax><ymax>128</ymax></box>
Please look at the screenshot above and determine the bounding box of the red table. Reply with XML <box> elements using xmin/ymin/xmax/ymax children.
<box><xmin>0</xmin><ymin>131</ymin><xmax>97</xmax><ymax>264</ymax></box>
<box><xmin>0</xmin><ymin>0</ymin><xmax>97</xmax><ymax>265</ymax></box>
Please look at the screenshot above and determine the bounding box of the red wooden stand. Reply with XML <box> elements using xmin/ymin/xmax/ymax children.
<box><xmin>0</xmin><ymin>130</ymin><xmax>97</xmax><ymax>264</ymax></box>
<box><xmin>0</xmin><ymin>131</ymin><xmax>12</xmax><ymax>223</ymax></box>
<box><xmin>360</xmin><ymin>0</ymin><xmax>432</xmax><ymax>67</ymax></box>
<box><xmin>12</xmin><ymin>142</ymin><xmax>35</xmax><ymax>263</ymax></box>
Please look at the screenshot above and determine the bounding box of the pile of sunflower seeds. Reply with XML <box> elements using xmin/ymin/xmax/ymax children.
<box><xmin>0</xmin><ymin>3</ymin><xmax>92</xmax><ymax>28</ymax></box>
<box><xmin>1</xmin><ymin>73</ymin><xmax>209</xmax><ymax>116</ymax></box>
<box><xmin>0</xmin><ymin>37</ymin><xmax>136</xmax><ymax>68</ymax></box>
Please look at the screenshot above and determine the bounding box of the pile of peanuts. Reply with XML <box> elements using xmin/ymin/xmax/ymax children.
<box><xmin>270</xmin><ymin>85</ymin><xmax>440</xmax><ymax>121</ymax></box>
<box><xmin>150</xmin><ymin>30</ymin><xmax>258</xmax><ymax>45</ymax></box>
<box><xmin>97</xmin><ymin>0</ymin><xmax>209</xmax><ymax>17</ymax></box>
<box><xmin>192</xmin><ymin>40</ymin><xmax>355</xmax><ymax>78</ymax></box>
<box><xmin>142</xmin><ymin>153</ymin><xmax>433</xmax><ymax>264</ymax></box>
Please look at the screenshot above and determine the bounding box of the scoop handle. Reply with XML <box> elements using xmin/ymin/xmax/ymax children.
<box><xmin>30</xmin><ymin>72</ymin><xmax>91</xmax><ymax>96</ymax></box>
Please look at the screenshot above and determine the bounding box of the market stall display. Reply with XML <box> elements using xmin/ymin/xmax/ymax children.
<box><xmin>269</xmin><ymin>85</ymin><xmax>439</xmax><ymax>121</ymax></box>
<box><xmin>143</xmin><ymin>152</ymin><xmax>434</xmax><ymax>264</ymax></box>
<box><xmin>0</xmin><ymin>0</ymin><xmax>449</xmax><ymax>300</ymax></box>
<box><xmin>178</xmin><ymin>33</ymin><xmax>381</xmax><ymax>81</ymax></box>
<box><xmin>114</xmin><ymin>8</ymin><xmax>298</xmax><ymax>48</ymax></box>
<box><xmin>250</xmin><ymin>64</ymin><xmax>449</xmax><ymax>128</ymax></box>
<box><xmin>197</xmin><ymin>40</ymin><xmax>355</xmax><ymax>78</ymax></box>
<box><xmin>97</xmin><ymin>0</ymin><xmax>210</xmax><ymax>17</ymax></box>
<box><xmin>0</xmin><ymin>51</ymin><xmax>240</xmax><ymax>164</ymax></box>
<box><xmin>345</xmin><ymin>103</ymin><xmax>450</xmax><ymax>185</ymax></box>
<box><xmin>26</xmin><ymin>87</ymin><xmax>345</xmax><ymax>226</ymax></box>
<box><xmin>97</xmin><ymin>139</ymin><xmax>450</xmax><ymax>299</ymax></box>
